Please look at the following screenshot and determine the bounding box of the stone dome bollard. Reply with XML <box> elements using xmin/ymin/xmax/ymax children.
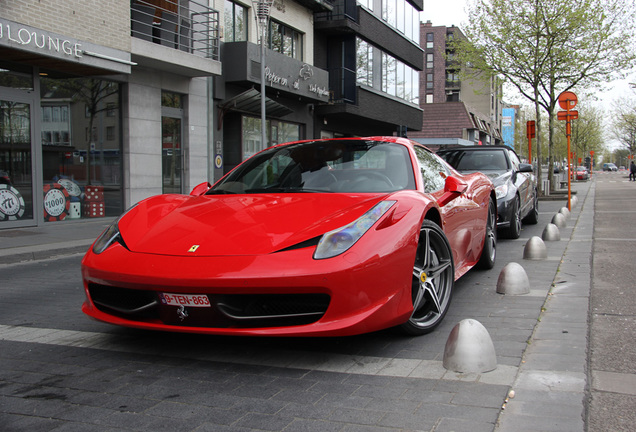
<box><xmin>497</xmin><ymin>262</ymin><xmax>530</xmax><ymax>295</ymax></box>
<box><xmin>551</xmin><ymin>213</ymin><xmax>566</xmax><ymax>228</ymax></box>
<box><xmin>443</xmin><ymin>319</ymin><xmax>497</xmax><ymax>373</ymax></box>
<box><xmin>558</xmin><ymin>207</ymin><xmax>570</xmax><ymax>220</ymax></box>
<box><xmin>523</xmin><ymin>236</ymin><xmax>547</xmax><ymax>260</ymax></box>
<box><xmin>570</xmin><ymin>195</ymin><xmax>578</xmax><ymax>208</ymax></box>
<box><xmin>542</xmin><ymin>223</ymin><xmax>561</xmax><ymax>241</ymax></box>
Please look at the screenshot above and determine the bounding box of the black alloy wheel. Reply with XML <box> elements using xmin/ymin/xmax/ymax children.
<box><xmin>400</xmin><ymin>220</ymin><xmax>454</xmax><ymax>336</ymax></box>
<box><xmin>523</xmin><ymin>191</ymin><xmax>539</xmax><ymax>225</ymax></box>
<box><xmin>504</xmin><ymin>196</ymin><xmax>521</xmax><ymax>239</ymax></box>
<box><xmin>478</xmin><ymin>198</ymin><xmax>497</xmax><ymax>269</ymax></box>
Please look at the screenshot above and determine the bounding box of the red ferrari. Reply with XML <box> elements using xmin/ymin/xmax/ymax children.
<box><xmin>81</xmin><ymin>137</ymin><xmax>496</xmax><ymax>336</ymax></box>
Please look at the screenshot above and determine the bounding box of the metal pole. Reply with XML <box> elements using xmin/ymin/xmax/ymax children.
<box><xmin>252</xmin><ymin>0</ymin><xmax>274</xmax><ymax>152</ymax></box>
<box><xmin>260</xmin><ymin>26</ymin><xmax>266</xmax><ymax>148</ymax></box>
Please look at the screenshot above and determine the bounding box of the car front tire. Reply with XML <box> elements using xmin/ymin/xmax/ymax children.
<box><xmin>399</xmin><ymin>220</ymin><xmax>454</xmax><ymax>336</ymax></box>
<box><xmin>503</xmin><ymin>196</ymin><xmax>521</xmax><ymax>239</ymax></box>
<box><xmin>478</xmin><ymin>198</ymin><xmax>496</xmax><ymax>270</ymax></box>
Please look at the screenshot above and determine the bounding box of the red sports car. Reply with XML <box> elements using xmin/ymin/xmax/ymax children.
<box><xmin>81</xmin><ymin>137</ymin><xmax>496</xmax><ymax>336</ymax></box>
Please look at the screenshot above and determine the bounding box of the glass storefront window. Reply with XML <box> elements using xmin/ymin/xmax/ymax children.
<box><xmin>40</xmin><ymin>77</ymin><xmax>123</xmax><ymax>222</ymax></box>
<box><xmin>162</xmin><ymin>92</ymin><xmax>184</xmax><ymax>194</ymax></box>
<box><xmin>0</xmin><ymin>100</ymin><xmax>33</xmax><ymax>223</ymax></box>
<box><xmin>0</xmin><ymin>61</ymin><xmax>34</xmax><ymax>91</ymax></box>
<box><xmin>241</xmin><ymin>116</ymin><xmax>300</xmax><ymax>161</ymax></box>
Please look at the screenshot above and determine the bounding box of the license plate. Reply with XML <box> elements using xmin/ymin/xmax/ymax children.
<box><xmin>159</xmin><ymin>293</ymin><xmax>211</xmax><ymax>307</ymax></box>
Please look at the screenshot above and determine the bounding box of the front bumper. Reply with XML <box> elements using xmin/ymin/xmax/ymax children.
<box><xmin>81</xmin><ymin>231</ymin><xmax>418</xmax><ymax>337</ymax></box>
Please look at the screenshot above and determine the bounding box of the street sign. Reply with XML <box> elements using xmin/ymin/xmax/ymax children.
<box><xmin>526</xmin><ymin>120</ymin><xmax>536</xmax><ymax>138</ymax></box>
<box><xmin>557</xmin><ymin>110</ymin><xmax>578</xmax><ymax>120</ymax></box>
<box><xmin>558</xmin><ymin>91</ymin><xmax>578</xmax><ymax>110</ymax></box>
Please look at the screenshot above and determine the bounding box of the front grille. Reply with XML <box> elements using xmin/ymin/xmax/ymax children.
<box><xmin>87</xmin><ymin>284</ymin><xmax>330</xmax><ymax>328</ymax></box>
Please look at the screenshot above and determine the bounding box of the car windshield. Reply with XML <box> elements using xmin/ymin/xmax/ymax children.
<box><xmin>439</xmin><ymin>149</ymin><xmax>509</xmax><ymax>171</ymax></box>
<box><xmin>209</xmin><ymin>139</ymin><xmax>416</xmax><ymax>194</ymax></box>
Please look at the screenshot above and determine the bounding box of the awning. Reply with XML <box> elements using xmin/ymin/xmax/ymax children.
<box><xmin>219</xmin><ymin>88</ymin><xmax>294</xmax><ymax>118</ymax></box>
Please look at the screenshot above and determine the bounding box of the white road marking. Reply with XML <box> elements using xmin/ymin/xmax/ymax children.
<box><xmin>0</xmin><ymin>324</ymin><xmax>516</xmax><ymax>385</ymax></box>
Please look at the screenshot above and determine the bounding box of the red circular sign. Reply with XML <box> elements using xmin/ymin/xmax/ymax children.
<box><xmin>558</xmin><ymin>91</ymin><xmax>578</xmax><ymax>110</ymax></box>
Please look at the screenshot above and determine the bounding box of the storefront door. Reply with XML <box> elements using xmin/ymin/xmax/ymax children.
<box><xmin>0</xmin><ymin>89</ymin><xmax>38</xmax><ymax>227</ymax></box>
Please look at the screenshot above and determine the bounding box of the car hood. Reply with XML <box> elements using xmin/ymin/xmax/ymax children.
<box><xmin>117</xmin><ymin>193</ymin><xmax>390</xmax><ymax>256</ymax></box>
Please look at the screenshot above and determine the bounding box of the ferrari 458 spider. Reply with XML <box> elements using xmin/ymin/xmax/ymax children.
<box><xmin>82</xmin><ymin>137</ymin><xmax>496</xmax><ymax>336</ymax></box>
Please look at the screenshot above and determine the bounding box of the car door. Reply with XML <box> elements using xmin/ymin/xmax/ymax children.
<box><xmin>414</xmin><ymin>146</ymin><xmax>481</xmax><ymax>274</ymax></box>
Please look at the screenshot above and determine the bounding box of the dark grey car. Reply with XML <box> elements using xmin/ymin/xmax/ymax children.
<box><xmin>437</xmin><ymin>146</ymin><xmax>539</xmax><ymax>239</ymax></box>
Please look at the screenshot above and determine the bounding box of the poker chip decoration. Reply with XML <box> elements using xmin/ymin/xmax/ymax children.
<box><xmin>43</xmin><ymin>183</ymin><xmax>70</xmax><ymax>221</ymax></box>
<box><xmin>0</xmin><ymin>184</ymin><xmax>25</xmax><ymax>221</ymax></box>
<box><xmin>57</xmin><ymin>178</ymin><xmax>82</xmax><ymax>198</ymax></box>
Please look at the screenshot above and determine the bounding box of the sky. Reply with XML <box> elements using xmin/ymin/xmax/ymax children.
<box><xmin>421</xmin><ymin>0</ymin><xmax>469</xmax><ymax>28</ymax></box>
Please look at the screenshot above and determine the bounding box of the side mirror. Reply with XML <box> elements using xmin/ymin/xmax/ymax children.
<box><xmin>437</xmin><ymin>175</ymin><xmax>468</xmax><ymax>207</ymax></box>
<box><xmin>518</xmin><ymin>163</ymin><xmax>533</xmax><ymax>173</ymax></box>
<box><xmin>190</xmin><ymin>182</ymin><xmax>211</xmax><ymax>196</ymax></box>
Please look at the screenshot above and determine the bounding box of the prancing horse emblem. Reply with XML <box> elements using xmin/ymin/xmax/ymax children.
<box><xmin>188</xmin><ymin>245</ymin><xmax>200</xmax><ymax>253</ymax></box>
<box><xmin>177</xmin><ymin>305</ymin><xmax>188</xmax><ymax>321</ymax></box>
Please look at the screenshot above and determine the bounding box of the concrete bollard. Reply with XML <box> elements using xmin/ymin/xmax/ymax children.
<box><xmin>542</xmin><ymin>223</ymin><xmax>561</xmax><ymax>241</ymax></box>
<box><xmin>558</xmin><ymin>207</ymin><xmax>570</xmax><ymax>220</ymax></box>
<box><xmin>524</xmin><ymin>236</ymin><xmax>547</xmax><ymax>260</ymax></box>
<box><xmin>551</xmin><ymin>213</ymin><xmax>566</xmax><ymax>228</ymax></box>
<box><xmin>443</xmin><ymin>319</ymin><xmax>497</xmax><ymax>373</ymax></box>
<box><xmin>497</xmin><ymin>262</ymin><xmax>530</xmax><ymax>295</ymax></box>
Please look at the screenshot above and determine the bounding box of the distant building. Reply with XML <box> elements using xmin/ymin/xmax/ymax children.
<box><xmin>409</xmin><ymin>22</ymin><xmax>503</xmax><ymax>148</ymax></box>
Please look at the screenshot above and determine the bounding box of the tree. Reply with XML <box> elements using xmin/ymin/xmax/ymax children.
<box><xmin>610</xmin><ymin>98</ymin><xmax>636</xmax><ymax>156</ymax></box>
<box><xmin>454</xmin><ymin>0</ymin><xmax>636</xmax><ymax>192</ymax></box>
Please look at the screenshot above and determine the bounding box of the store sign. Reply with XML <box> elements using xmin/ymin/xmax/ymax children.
<box><xmin>264</xmin><ymin>63</ymin><xmax>329</xmax><ymax>99</ymax></box>
<box><xmin>0</xmin><ymin>19</ymin><xmax>82</xmax><ymax>58</ymax></box>
<box><xmin>0</xmin><ymin>18</ymin><xmax>132</xmax><ymax>74</ymax></box>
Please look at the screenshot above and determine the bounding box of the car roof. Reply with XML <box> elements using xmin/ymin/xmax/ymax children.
<box><xmin>437</xmin><ymin>145</ymin><xmax>511</xmax><ymax>152</ymax></box>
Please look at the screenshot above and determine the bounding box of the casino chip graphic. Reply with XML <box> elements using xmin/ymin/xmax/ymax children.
<box><xmin>43</xmin><ymin>183</ymin><xmax>71</xmax><ymax>221</ymax></box>
<box><xmin>0</xmin><ymin>185</ymin><xmax>26</xmax><ymax>221</ymax></box>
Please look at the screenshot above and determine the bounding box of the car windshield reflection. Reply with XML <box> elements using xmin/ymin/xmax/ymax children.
<box><xmin>210</xmin><ymin>140</ymin><xmax>417</xmax><ymax>194</ymax></box>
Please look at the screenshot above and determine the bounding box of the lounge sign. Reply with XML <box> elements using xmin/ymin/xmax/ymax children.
<box><xmin>0</xmin><ymin>19</ymin><xmax>82</xmax><ymax>58</ymax></box>
<box><xmin>0</xmin><ymin>18</ymin><xmax>133</xmax><ymax>74</ymax></box>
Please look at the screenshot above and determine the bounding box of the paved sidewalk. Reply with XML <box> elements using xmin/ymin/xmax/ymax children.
<box><xmin>0</xmin><ymin>218</ymin><xmax>112</xmax><ymax>265</ymax></box>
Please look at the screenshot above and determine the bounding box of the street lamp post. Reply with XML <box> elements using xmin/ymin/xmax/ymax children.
<box><xmin>252</xmin><ymin>0</ymin><xmax>274</xmax><ymax>151</ymax></box>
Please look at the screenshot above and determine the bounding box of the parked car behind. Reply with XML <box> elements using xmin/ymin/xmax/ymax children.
<box><xmin>574</xmin><ymin>166</ymin><xmax>589</xmax><ymax>181</ymax></box>
<box><xmin>437</xmin><ymin>145</ymin><xmax>538</xmax><ymax>239</ymax></box>
<box><xmin>603</xmin><ymin>163</ymin><xmax>618</xmax><ymax>171</ymax></box>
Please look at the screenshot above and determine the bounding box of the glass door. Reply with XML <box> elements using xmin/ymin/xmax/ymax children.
<box><xmin>0</xmin><ymin>97</ymin><xmax>35</xmax><ymax>226</ymax></box>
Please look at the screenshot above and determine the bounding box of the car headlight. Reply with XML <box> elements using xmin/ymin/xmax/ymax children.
<box><xmin>495</xmin><ymin>184</ymin><xmax>509</xmax><ymax>200</ymax></box>
<box><xmin>92</xmin><ymin>203</ymin><xmax>137</xmax><ymax>254</ymax></box>
<box><xmin>314</xmin><ymin>201</ymin><xmax>395</xmax><ymax>260</ymax></box>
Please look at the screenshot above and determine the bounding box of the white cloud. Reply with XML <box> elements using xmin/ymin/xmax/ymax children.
<box><xmin>421</xmin><ymin>0</ymin><xmax>468</xmax><ymax>27</ymax></box>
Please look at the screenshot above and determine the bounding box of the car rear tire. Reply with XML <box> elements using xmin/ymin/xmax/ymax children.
<box><xmin>399</xmin><ymin>220</ymin><xmax>454</xmax><ymax>336</ymax></box>
<box><xmin>477</xmin><ymin>198</ymin><xmax>496</xmax><ymax>270</ymax></box>
<box><xmin>503</xmin><ymin>196</ymin><xmax>521</xmax><ymax>239</ymax></box>
<box><xmin>523</xmin><ymin>191</ymin><xmax>539</xmax><ymax>225</ymax></box>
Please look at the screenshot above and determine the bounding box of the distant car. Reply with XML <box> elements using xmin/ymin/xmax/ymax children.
<box><xmin>437</xmin><ymin>145</ymin><xmax>539</xmax><ymax>239</ymax></box>
<box><xmin>603</xmin><ymin>163</ymin><xmax>618</xmax><ymax>171</ymax></box>
<box><xmin>575</xmin><ymin>166</ymin><xmax>589</xmax><ymax>181</ymax></box>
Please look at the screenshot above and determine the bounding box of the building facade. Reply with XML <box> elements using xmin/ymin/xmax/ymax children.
<box><xmin>0</xmin><ymin>0</ymin><xmax>423</xmax><ymax>230</ymax></box>
<box><xmin>1</xmin><ymin>0</ymin><xmax>221</xmax><ymax>229</ymax></box>
<box><xmin>410</xmin><ymin>22</ymin><xmax>503</xmax><ymax>148</ymax></box>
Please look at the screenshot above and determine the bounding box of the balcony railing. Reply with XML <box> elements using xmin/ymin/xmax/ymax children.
<box><xmin>314</xmin><ymin>0</ymin><xmax>358</xmax><ymax>22</ymax></box>
<box><xmin>326</xmin><ymin>67</ymin><xmax>357</xmax><ymax>104</ymax></box>
<box><xmin>131</xmin><ymin>0</ymin><xmax>220</xmax><ymax>60</ymax></box>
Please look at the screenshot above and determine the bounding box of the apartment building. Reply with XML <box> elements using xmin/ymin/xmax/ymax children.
<box><xmin>411</xmin><ymin>22</ymin><xmax>503</xmax><ymax>148</ymax></box>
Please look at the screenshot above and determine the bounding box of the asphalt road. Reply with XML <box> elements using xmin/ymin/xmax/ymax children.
<box><xmin>0</xmin><ymin>175</ymin><xmax>633</xmax><ymax>431</ymax></box>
